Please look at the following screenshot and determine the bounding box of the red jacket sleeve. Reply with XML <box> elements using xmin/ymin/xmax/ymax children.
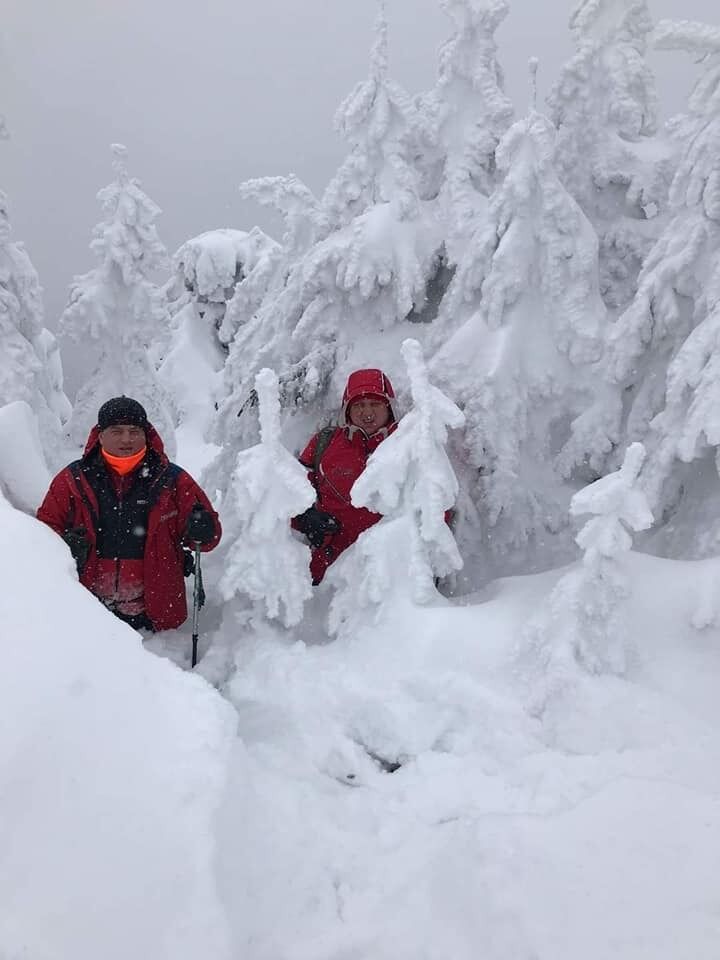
<box><xmin>175</xmin><ymin>469</ymin><xmax>222</xmax><ymax>552</ymax></box>
<box><xmin>298</xmin><ymin>434</ymin><xmax>319</xmax><ymax>471</ymax></box>
<box><xmin>36</xmin><ymin>471</ymin><xmax>74</xmax><ymax>536</ymax></box>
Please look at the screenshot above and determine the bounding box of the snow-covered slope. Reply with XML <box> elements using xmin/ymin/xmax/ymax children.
<box><xmin>164</xmin><ymin>544</ymin><xmax>720</xmax><ymax>959</ymax></box>
<box><xmin>6</xmin><ymin>475</ymin><xmax>720</xmax><ymax>958</ymax></box>
<box><xmin>0</xmin><ymin>490</ymin><xmax>236</xmax><ymax>960</ymax></box>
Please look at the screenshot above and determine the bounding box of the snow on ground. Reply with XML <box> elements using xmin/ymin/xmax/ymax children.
<box><xmin>0</xmin><ymin>400</ymin><xmax>51</xmax><ymax>512</ymax></box>
<box><xmin>201</xmin><ymin>551</ymin><xmax>720</xmax><ymax>960</ymax></box>
<box><xmin>0</xmin><ymin>490</ymin><xmax>237</xmax><ymax>960</ymax></box>
<box><xmin>7</xmin><ymin>408</ymin><xmax>720</xmax><ymax>959</ymax></box>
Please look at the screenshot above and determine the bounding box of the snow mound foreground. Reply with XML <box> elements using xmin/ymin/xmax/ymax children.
<box><xmin>215</xmin><ymin>552</ymin><xmax>720</xmax><ymax>960</ymax></box>
<box><xmin>4</xmin><ymin>479</ymin><xmax>720</xmax><ymax>959</ymax></box>
<box><xmin>0</xmin><ymin>492</ymin><xmax>237</xmax><ymax>960</ymax></box>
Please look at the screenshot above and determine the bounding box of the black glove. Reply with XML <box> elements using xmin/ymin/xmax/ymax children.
<box><xmin>62</xmin><ymin>526</ymin><xmax>90</xmax><ymax>573</ymax></box>
<box><xmin>294</xmin><ymin>507</ymin><xmax>340</xmax><ymax>548</ymax></box>
<box><xmin>185</xmin><ymin>503</ymin><xmax>216</xmax><ymax>545</ymax></box>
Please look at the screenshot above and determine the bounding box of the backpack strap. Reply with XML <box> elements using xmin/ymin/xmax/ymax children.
<box><xmin>68</xmin><ymin>459</ymin><xmax>182</xmax><ymax>524</ymax></box>
<box><xmin>68</xmin><ymin>460</ymin><xmax>99</xmax><ymax>530</ymax></box>
<box><xmin>312</xmin><ymin>426</ymin><xmax>337</xmax><ymax>473</ymax></box>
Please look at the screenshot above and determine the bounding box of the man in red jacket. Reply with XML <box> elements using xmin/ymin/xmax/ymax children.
<box><xmin>293</xmin><ymin>369</ymin><xmax>398</xmax><ymax>584</ymax></box>
<box><xmin>37</xmin><ymin>396</ymin><xmax>221</xmax><ymax>632</ymax></box>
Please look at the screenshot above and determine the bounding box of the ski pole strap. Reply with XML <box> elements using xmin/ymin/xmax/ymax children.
<box><xmin>309</xmin><ymin>425</ymin><xmax>336</xmax><ymax>472</ymax></box>
<box><xmin>68</xmin><ymin>461</ymin><xmax>99</xmax><ymax>530</ymax></box>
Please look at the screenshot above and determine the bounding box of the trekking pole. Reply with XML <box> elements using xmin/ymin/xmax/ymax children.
<box><xmin>191</xmin><ymin>541</ymin><xmax>202</xmax><ymax>667</ymax></box>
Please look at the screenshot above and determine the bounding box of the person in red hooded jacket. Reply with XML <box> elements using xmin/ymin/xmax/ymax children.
<box><xmin>293</xmin><ymin>369</ymin><xmax>398</xmax><ymax>584</ymax></box>
<box><xmin>37</xmin><ymin>396</ymin><xmax>221</xmax><ymax>632</ymax></box>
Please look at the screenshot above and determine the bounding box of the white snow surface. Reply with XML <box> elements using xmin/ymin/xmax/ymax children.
<box><xmin>213</xmin><ymin>549</ymin><xmax>720</xmax><ymax>960</ymax></box>
<box><xmin>0</xmin><ymin>400</ymin><xmax>51</xmax><ymax>512</ymax></box>
<box><xmin>0</xmin><ymin>490</ymin><xmax>237</xmax><ymax>960</ymax></box>
<box><xmin>11</xmin><ymin>435</ymin><xmax>720</xmax><ymax>958</ymax></box>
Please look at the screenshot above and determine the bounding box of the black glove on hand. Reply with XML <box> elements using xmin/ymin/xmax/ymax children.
<box><xmin>62</xmin><ymin>526</ymin><xmax>90</xmax><ymax>572</ymax></box>
<box><xmin>295</xmin><ymin>507</ymin><xmax>340</xmax><ymax>548</ymax></box>
<box><xmin>186</xmin><ymin>504</ymin><xmax>216</xmax><ymax>545</ymax></box>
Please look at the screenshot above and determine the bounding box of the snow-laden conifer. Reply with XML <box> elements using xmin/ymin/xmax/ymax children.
<box><xmin>425</xmin><ymin>0</ymin><xmax>513</xmax><ymax>263</ymax></box>
<box><xmin>524</xmin><ymin>444</ymin><xmax>653</xmax><ymax>718</ymax></box>
<box><xmin>60</xmin><ymin>144</ymin><xmax>175</xmax><ymax>450</ymax></box>
<box><xmin>159</xmin><ymin>227</ymin><xmax>281</xmax><ymax>449</ymax></box>
<box><xmin>328</xmin><ymin>339</ymin><xmax>463</xmax><ymax>638</ymax></box>
<box><xmin>0</xmin><ymin>190</ymin><xmax>71</xmax><ymax>464</ymax></box>
<box><xmin>170</xmin><ymin>227</ymin><xmax>282</xmax><ymax>348</ymax></box>
<box><xmin>609</xmin><ymin>22</ymin><xmax>720</xmax><ymax>522</ymax></box>
<box><xmin>210</xmin><ymin>8</ymin><xmax>442</xmax><ymax>495</ymax></box>
<box><xmin>548</xmin><ymin>0</ymin><xmax>665</xmax><ymax>311</ymax></box>
<box><xmin>219</xmin><ymin>368</ymin><xmax>314</xmax><ymax>627</ymax></box>
<box><xmin>434</xmin><ymin>106</ymin><xmax>613</xmax><ymax>573</ymax></box>
<box><xmin>239</xmin><ymin>175</ymin><xmax>327</xmax><ymax>259</ymax></box>
<box><xmin>321</xmin><ymin>1</ymin><xmax>431</xmax><ymax>230</ymax></box>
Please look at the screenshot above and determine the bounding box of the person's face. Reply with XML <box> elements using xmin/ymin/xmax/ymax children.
<box><xmin>349</xmin><ymin>397</ymin><xmax>390</xmax><ymax>435</ymax></box>
<box><xmin>99</xmin><ymin>424</ymin><xmax>146</xmax><ymax>457</ymax></box>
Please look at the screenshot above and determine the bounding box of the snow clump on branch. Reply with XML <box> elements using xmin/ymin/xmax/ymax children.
<box><xmin>328</xmin><ymin>339</ymin><xmax>463</xmax><ymax>639</ymax></box>
<box><xmin>219</xmin><ymin>368</ymin><xmax>314</xmax><ymax>628</ymax></box>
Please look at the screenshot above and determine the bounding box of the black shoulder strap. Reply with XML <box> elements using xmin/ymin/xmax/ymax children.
<box><xmin>312</xmin><ymin>427</ymin><xmax>337</xmax><ymax>472</ymax></box>
<box><xmin>70</xmin><ymin>458</ymin><xmax>182</xmax><ymax>521</ymax></box>
<box><xmin>68</xmin><ymin>460</ymin><xmax>99</xmax><ymax>529</ymax></box>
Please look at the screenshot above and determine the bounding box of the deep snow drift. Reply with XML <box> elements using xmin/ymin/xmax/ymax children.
<box><xmin>6</xmin><ymin>481</ymin><xmax>720</xmax><ymax>959</ymax></box>
<box><xmin>0</xmin><ymin>490</ymin><xmax>237</xmax><ymax>960</ymax></box>
<box><xmin>207</xmin><ymin>552</ymin><xmax>720</xmax><ymax>960</ymax></box>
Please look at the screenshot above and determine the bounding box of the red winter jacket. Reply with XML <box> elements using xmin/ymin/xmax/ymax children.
<box><xmin>296</xmin><ymin>422</ymin><xmax>397</xmax><ymax>583</ymax></box>
<box><xmin>37</xmin><ymin>423</ymin><xmax>221</xmax><ymax>630</ymax></box>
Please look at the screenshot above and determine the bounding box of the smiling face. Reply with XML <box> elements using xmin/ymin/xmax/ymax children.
<box><xmin>348</xmin><ymin>397</ymin><xmax>391</xmax><ymax>435</ymax></box>
<box><xmin>98</xmin><ymin>423</ymin><xmax>146</xmax><ymax>457</ymax></box>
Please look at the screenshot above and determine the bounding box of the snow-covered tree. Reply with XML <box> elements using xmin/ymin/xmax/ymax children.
<box><xmin>321</xmin><ymin>0</ymin><xmax>432</xmax><ymax>230</ymax></box>
<box><xmin>159</xmin><ymin>227</ymin><xmax>281</xmax><ymax>446</ymax></box>
<box><xmin>209</xmin><ymin>8</ymin><xmax>443</xmax><ymax>496</ymax></box>
<box><xmin>0</xmin><ymin>190</ymin><xmax>71</xmax><ymax>464</ymax></box>
<box><xmin>219</xmin><ymin>368</ymin><xmax>314</xmax><ymax>627</ymax></box>
<box><xmin>423</xmin><ymin>0</ymin><xmax>514</xmax><ymax>263</ymax></box>
<box><xmin>608</xmin><ymin>21</ymin><xmax>720</xmax><ymax>533</ymax></box>
<box><xmin>328</xmin><ymin>339</ymin><xmax>463</xmax><ymax>638</ymax></box>
<box><xmin>60</xmin><ymin>144</ymin><xmax>175</xmax><ymax>450</ymax></box>
<box><xmin>434</xmin><ymin>107</ymin><xmax>614</xmax><ymax>575</ymax></box>
<box><xmin>548</xmin><ymin>0</ymin><xmax>666</xmax><ymax>311</ymax></box>
<box><xmin>169</xmin><ymin>226</ymin><xmax>282</xmax><ymax>349</ymax></box>
<box><xmin>523</xmin><ymin>443</ymin><xmax>653</xmax><ymax>718</ymax></box>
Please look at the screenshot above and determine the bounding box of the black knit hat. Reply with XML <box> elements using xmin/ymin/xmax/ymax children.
<box><xmin>97</xmin><ymin>397</ymin><xmax>148</xmax><ymax>431</ymax></box>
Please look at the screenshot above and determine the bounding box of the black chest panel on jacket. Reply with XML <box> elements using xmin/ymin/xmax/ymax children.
<box><xmin>79</xmin><ymin>452</ymin><xmax>168</xmax><ymax>560</ymax></box>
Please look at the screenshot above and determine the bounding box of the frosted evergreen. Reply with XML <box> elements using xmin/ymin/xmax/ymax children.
<box><xmin>60</xmin><ymin>145</ymin><xmax>175</xmax><ymax>451</ymax></box>
<box><xmin>0</xmin><ymin>191</ymin><xmax>70</xmax><ymax>465</ymax></box>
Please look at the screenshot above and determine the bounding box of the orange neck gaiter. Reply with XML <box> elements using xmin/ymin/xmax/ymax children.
<box><xmin>101</xmin><ymin>446</ymin><xmax>147</xmax><ymax>476</ymax></box>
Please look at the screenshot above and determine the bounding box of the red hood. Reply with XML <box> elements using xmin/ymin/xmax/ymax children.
<box><xmin>341</xmin><ymin>369</ymin><xmax>397</xmax><ymax>425</ymax></box>
<box><xmin>83</xmin><ymin>422</ymin><xmax>168</xmax><ymax>463</ymax></box>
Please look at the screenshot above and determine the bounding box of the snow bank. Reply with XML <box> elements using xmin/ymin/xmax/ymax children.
<box><xmin>0</xmin><ymin>491</ymin><xmax>237</xmax><ymax>960</ymax></box>
<box><xmin>6</xmin><ymin>473</ymin><xmax>720</xmax><ymax>959</ymax></box>
<box><xmin>0</xmin><ymin>400</ymin><xmax>51</xmax><ymax>512</ymax></box>
<box><xmin>213</xmin><ymin>549</ymin><xmax>720</xmax><ymax>959</ymax></box>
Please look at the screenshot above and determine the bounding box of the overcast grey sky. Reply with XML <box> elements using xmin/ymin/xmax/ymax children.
<box><xmin>1</xmin><ymin>0</ymin><xmax>717</xmax><ymax>325</ymax></box>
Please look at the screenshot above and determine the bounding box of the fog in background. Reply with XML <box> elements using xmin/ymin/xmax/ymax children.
<box><xmin>2</xmin><ymin>0</ymin><xmax>717</xmax><ymax>342</ymax></box>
